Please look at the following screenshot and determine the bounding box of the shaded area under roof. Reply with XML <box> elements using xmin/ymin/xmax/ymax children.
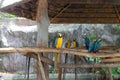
<box><xmin>1</xmin><ymin>0</ymin><xmax>120</xmax><ymax>24</ymax></box>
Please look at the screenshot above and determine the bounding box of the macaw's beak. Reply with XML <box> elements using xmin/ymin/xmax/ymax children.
<box><xmin>82</xmin><ymin>34</ymin><xmax>87</xmax><ymax>38</ymax></box>
<box><xmin>98</xmin><ymin>38</ymin><xmax>102</xmax><ymax>42</ymax></box>
<box><xmin>58</xmin><ymin>33</ymin><xmax>63</xmax><ymax>37</ymax></box>
<box><xmin>93</xmin><ymin>39</ymin><xmax>97</xmax><ymax>42</ymax></box>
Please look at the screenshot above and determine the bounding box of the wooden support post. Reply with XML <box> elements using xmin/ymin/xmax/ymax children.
<box><xmin>63</xmin><ymin>54</ymin><xmax>68</xmax><ymax>80</ymax></box>
<box><xmin>109</xmin><ymin>68</ymin><xmax>113</xmax><ymax>80</ymax></box>
<box><xmin>74</xmin><ymin>55</ymin><xmax>78</xmax><ymax>80</ymax></box>
<box><xmin>58</xmin><ymin>54</ymin><xmax>62</xmax><ymax>80</ymax></box>
<box><xmin>27</xmin><ymin>57</ymin><xmax>31</xmax><ymax>80</ymax></box>
<box><xmin>36</xmin><ymin>53</ymin><xmax>46</xmax><ymax>80</ymax></box>
<box><xmin>36</xmin><ymin>0</ymin><xmax>50</xmax><ymax>80</ymax></box>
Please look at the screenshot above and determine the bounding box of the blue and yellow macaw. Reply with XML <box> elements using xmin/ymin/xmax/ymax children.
<box><xmin>72</xmin><ymin>39</ymin><xmax>79</xmax><ymax>79</ymax></box>
<box><xmin>87</xmin><ymin>39</ymin><xmax>97</xmax><ymax>63</ymax></box>
<box><xmin>53</xmin><ymin>33</ymin><xmax>63</xmax><ymax>72</ymax></box>
<box><xmin>94</xmin><ymin>38</ymin><xmax>102</xmax><ymax>53</ymax></box>
<box><xmin>65</xmin><ymin>40</ymin><xmax>71</xmax><ymax>48</ymax></box>
<box><xmin>73</xmin><ymin>39</ymin><xmax>79</xmax><ymax>48</ymax></box>
<box><xmin>87</xmin><ymin>38</ymin><xmax>102</xmax><ymax>63</ymax></box>
<box><xmin>88</xmin><ymin>39</ymin><xmax>97</xmax><ymax>53</ymax></box>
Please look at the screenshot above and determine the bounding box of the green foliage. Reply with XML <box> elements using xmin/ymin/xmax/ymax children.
<box><xmin>114</xmin><ymin>26</ymin><xmax>120</xmax><ymax>34</ymax></box>
<box><xmin>112</xmin><ymin>69</ymin><xmax>118</xmax><ymax>77</ymax></box>
<box><xmin>6</xmin><ymin>14</ymin><xmax>16</xmax><ymax>18</ymax></box>
<box><xmin>117</xmin><ymin>67</ymin><xmax>120</xmax><ymax>73</ymax></box>
<box><xmin>112</xmin><ymin>67</ymin><xmax>120</xmax><ymax>77</ymax></box>
<box><xmin>87</xmin><ymin>57</ymin><xmax>101</xmax><ymax>63</ymax></box>
<box><xmin>100</xmin><ymin>68</ymin><xmax>109</xmax><ymax>74</ymax></box>
<box><xmin>0</xmin><ymin>12</ymin><xmax>16</xmax><ymax>19</ymax></box>
<box><xmin>99</xmin><ymin>68</ymin><xmax>120</xmax><ymax>77</ymax></box>
<box><xmin>89</xmin><ymin>34</ymin><xmax>97</xmax><ymax>41</ymax></box>
<box><xmin>49</xmin><ymin>67</ymin><xmax>57</xmax><ymax>73</ymax></box>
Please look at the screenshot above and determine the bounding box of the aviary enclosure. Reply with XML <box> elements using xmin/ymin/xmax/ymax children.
<box><xmin>0</xmin><ymin>0</ymin><xmax>120</xmax><ymax>80</ymax></box>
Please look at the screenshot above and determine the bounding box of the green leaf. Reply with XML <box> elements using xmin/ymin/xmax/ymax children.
<box><xmin>112</xmin><ymin>69</ymin><xmax>119</xmax><ymax>77</ymax></box>
<box><xmin>6</xmin><ymin>14</ymin><xmax>16</xmax><ymax>18</ymax></box>
<box><xmin>114</xmin><ymin>26</ymin><xmax>120</xmax><ymax>34</ymax></box>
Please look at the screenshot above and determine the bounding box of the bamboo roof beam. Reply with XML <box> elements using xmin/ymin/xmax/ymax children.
<box><xmin>57</xmin><ymin>13</ymin><xmax>117</xmax><ymax>18</ymax></box>
<box><xmin>50</xmin><ymin>4</ymin><xmax>71</xmax><ymax>22</ymax></box>
<box><xmin>56</xmin><ymin>0</ymin><xmax>120</xmax><ymax>5</ymax></box>
<box><xmin>114</xmin><ymin>5</ymin><xmax>120</xmax><ymax>22</ymax></box>
<box><xmin>51</xmin><ymin>18</ymin><xmax>120</xmax><ymax>24</ymax></box>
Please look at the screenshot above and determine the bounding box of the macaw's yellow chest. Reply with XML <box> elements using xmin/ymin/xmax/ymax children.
<box><xmin>73</xmin><ymin>41</ymin><xmax>77</xmax><ymax>48</ymax></box>
<box><xmin>67</xmin><ymin>41</ymin><xmax>71</xmax><ymax>48</ymax></box>
<box><xmin>56</xmin><ymin>37</ymin><xmax>63</xmax><ymax>48</ymax></box>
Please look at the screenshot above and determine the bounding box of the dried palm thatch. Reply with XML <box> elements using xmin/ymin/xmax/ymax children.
<box><xmin>36</xmin><ymin>0</ymin><xmax>48</xmax><ymax>21</ymax></box>
<box><xmin>1</xmin><ymin>0</ymin><xmax>120</xmax><ymax>23</ymax></box>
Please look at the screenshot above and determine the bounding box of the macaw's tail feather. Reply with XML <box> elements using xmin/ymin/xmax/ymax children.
<box><xmin>54</xmin><ymin>53</ymin><xmax>58</xmax><ymax>72</ymax></box>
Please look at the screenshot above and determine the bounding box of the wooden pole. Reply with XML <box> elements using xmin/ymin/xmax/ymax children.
<box><xmin>36</xmin><ymin>53</ymin><xmax>46</xmax><ymax>80</ymax></box>
<box><xmin>101</xmin><ymin>57</ymin><xmax>120</xmax><ymax>63</ymax></box>
<box><xmin>27</xmin><ymin>57</ymin><xmax>31</xmax><ymax>80</ymax></box>
<box><xmin>0</xmin><ymin>48</ymin><xmax>119</xmax><ymax>58</ymax></box>
<box><xmin>58</xmin><ymin>54</ymin><xmax>62</xmax><ymax>80</ymax></box>
<box><xmin>36</xmin><ymin>0</ymin><xmax>50</xmax><ymax>79</ymax></box>
<box><xmin>63</xmin><ymin>54</ymin><xmax>68</xmax><ymax>80</ymax></box>
<box><xmin>75</xmin><ymin>55</ymin><xmax>78</xmax><ymax>80</ymax></box>
<box><xmin>26</xmin><ymin>53</ymin><xmax>54</xmax><ymax>66</ymax></box>
<box><xmin>58</xmin><ymin>63</ymin><xmax>120</xmax><ymax>68</ymax></box>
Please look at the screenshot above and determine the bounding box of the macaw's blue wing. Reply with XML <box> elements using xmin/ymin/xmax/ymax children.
<box><xmin>76</xmin><ymin>41</ymin><xmax>79</xmax><ymax>47</ymax></box>
<box><xmin>65</xmin><ymin>41</ymin><xmax>68</xmax><ymax>48</ymax></box>
<box><xmin>87</xmin><ymin>42</ymin><xmax>94</xmax><ymax>64</ymax></box>
<box><xmin>84</xmin><ymin>37</ymin><xmax>90</xmax><ymax>49</ymax></box>
<box><xmin>94</xmin><ymin>42</ymin><xmax>101</xmax><ymax>53</ymax></box>
<box><xmin>48</xmin><ymin>41</ymin><xmax>50</xmax><ymax>48</ymax></box>
<box><xmin>88</xmin><ymin>42</ymin><xmax>95</xmax><ymax>53</ymax></box>
<box><xmin>53</xmin><ymin>37</ymin><xmax>58</xmax><ymax>48</ymax></box>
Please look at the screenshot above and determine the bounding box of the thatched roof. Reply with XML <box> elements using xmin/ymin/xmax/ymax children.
<box><xmin>1</xmin><ymin>0</ymin><xmax>120</xmax><ymax>23</ymax></box>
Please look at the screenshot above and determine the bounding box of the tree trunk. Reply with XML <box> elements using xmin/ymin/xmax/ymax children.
<box><xmin>36</xmin><ymin>0</ymin><xmax>50</xmax><ymax>79</ymax></box>
<box><xmin>36</xmin><ymin>10</ymin><xmax>50</xmax><ymax>80</ymax></box>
